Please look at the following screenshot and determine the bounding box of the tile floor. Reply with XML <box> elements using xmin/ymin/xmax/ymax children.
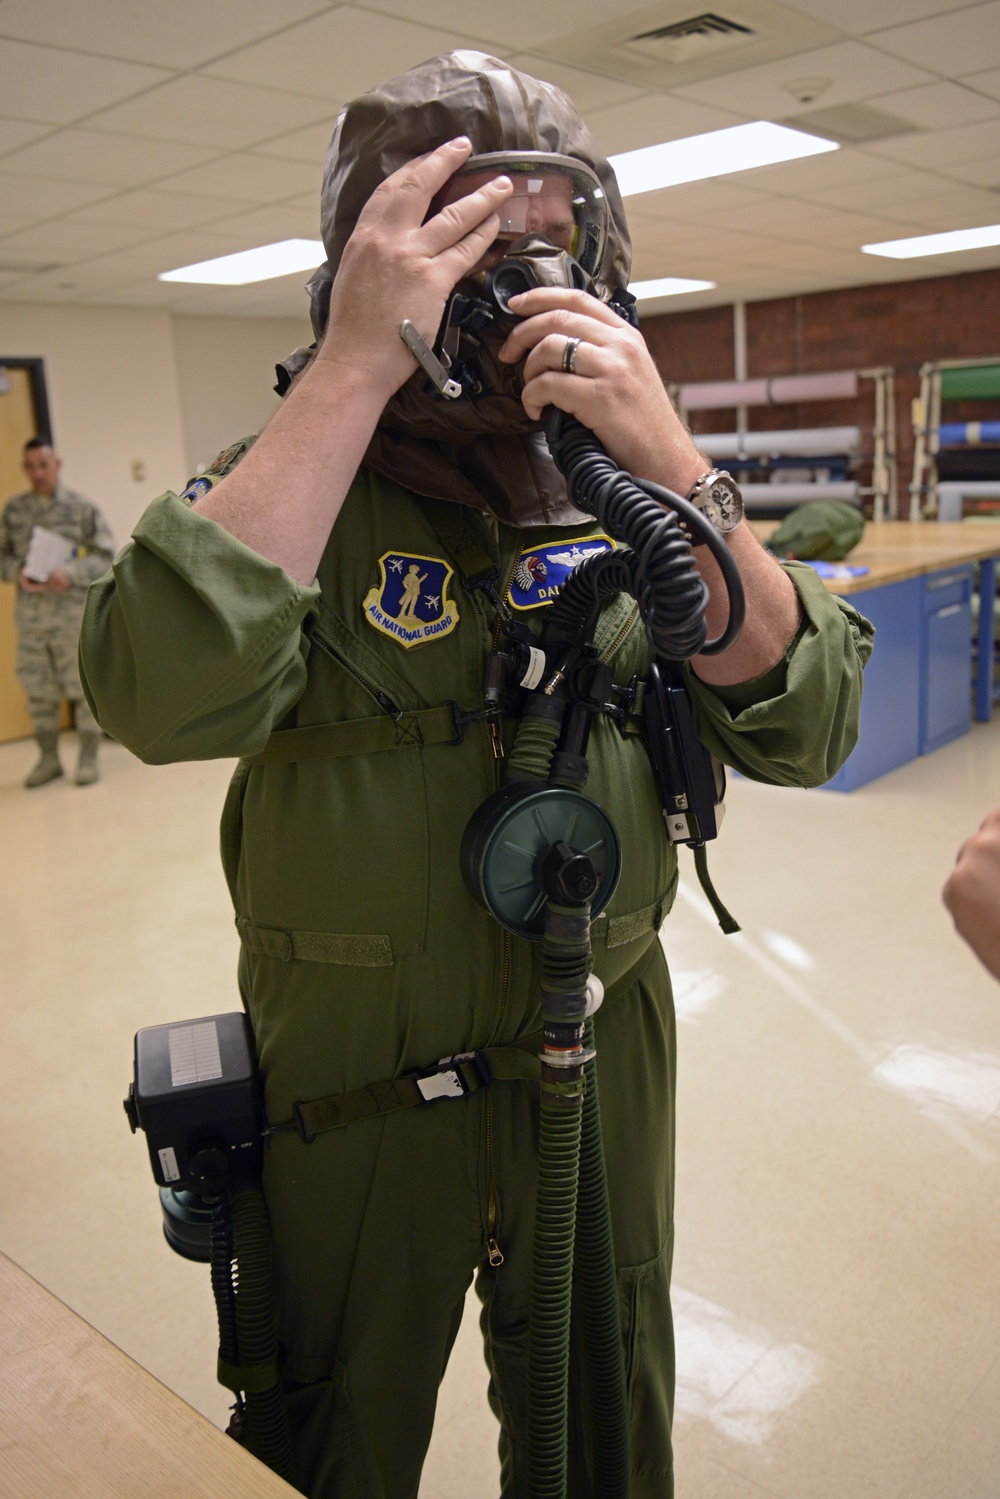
<box><xmin>2</xmin><ymin>723</ymin><xmax>1000</xmax><ymax>1498</ymax></box>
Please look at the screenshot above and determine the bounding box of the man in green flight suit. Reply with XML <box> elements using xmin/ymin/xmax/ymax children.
<box><xmin>80</xmin><ymin>53</ymin><xmax>872</xmax><ymax>1499</ymax></box>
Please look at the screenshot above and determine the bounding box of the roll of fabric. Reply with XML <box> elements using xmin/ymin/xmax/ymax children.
<box><xmin>678</xmin><ymin>371</ymin><xmax>858</xmax><ymax>411</ymax></box>
<box><xmin>697</xmin><ymin>426</ymin><xmax>861</xmax><ymax>458</ymax></box>
<box><xmin>938</xmin><ymin>422</ymin><xmax>1000</xmax><ymax>447</ymax></box>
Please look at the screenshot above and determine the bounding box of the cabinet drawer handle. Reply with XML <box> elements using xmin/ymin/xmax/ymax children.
<box><xmin>936</xmin><ymin>604</ymin><xmax>963</xmax><ymax>618</ymax></box>
<box><xmin>927</xmin><ymin>573</ymin><xmax>970</xmax><ymax>590</ymax></box>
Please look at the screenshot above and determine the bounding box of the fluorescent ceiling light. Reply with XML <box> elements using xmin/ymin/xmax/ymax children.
<box><xmin>159</xmin><ymin>238</ymin><xmax>323</xmax><ymax>285</ymax></box>
<box><xmin>862</xmin><ymin>223</ymin><xmax>1000</xmax><ymax>259</ymax></box>
<box><xmin>630</xmin><ymin>276</ymin><xmax>716</xmax><ymax>299</ymax></box>
<box><xmin>609</xmin><ymin>122</ymin><xmax>838</xmax><ymax>197</ymax></box>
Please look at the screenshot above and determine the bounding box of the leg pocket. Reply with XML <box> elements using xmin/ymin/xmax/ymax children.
<box><xmin>284</xmin><ymin>1362</ymin><xmax>380</xmax><ymax>1499</ymax></box>
<box><xmin>617</xmin><ymin>1233</ymin><xmax>675</xmax><ymax>1498</ymax></box>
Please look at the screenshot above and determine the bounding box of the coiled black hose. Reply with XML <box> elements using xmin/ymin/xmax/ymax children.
<box><xmin>544</xmin><ymin>411</ymin><xmax>745</xmax><ymax>660</ymax></box>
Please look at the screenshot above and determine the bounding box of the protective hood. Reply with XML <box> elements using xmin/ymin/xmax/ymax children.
<box><xmin>298</xmin><ymin>50</ymin><xmax>633</xmax><ymax>527</ymax></box>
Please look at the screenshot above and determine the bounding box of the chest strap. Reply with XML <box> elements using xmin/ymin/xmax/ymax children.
<box><xmin>242</xmin><ymin>702</ymin><xmax>499</xmax><ymax>766</ymax></box>
<box><xmin>269</xmin><ymin>1034</ymin><xmax>543</xmax><ymax>1143</ymax></box>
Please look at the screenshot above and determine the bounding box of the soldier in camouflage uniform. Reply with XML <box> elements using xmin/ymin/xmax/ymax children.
<box><xmin>1</xmin><ymin>438</ymin><xmax>115</xmax><ymax>787</ymax></box>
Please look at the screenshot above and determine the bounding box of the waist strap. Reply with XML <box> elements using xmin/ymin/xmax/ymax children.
<box><xmin>266</xmin><ymin>941</ymin><xmax>661</xmax><ymax>1144</ymax></box>
<box><xmin>270</xmin><ymin>1035</ymin><xmax>544</xmax><ymax>1143</ymax></box>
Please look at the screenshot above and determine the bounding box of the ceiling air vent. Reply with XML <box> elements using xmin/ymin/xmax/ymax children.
<box><xmin>627</xmin><ymin>13</ymin><xmax>755</xmax><ymax>64</ymax></box>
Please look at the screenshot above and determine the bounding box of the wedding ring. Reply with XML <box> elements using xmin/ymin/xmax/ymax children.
<box><xmin>562</xmin><ymin>336</ymin><xmax>581</xmax><ymax>375</ymax></box>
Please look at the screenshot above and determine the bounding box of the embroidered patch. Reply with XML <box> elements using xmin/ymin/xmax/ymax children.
<box><xmin>180</xmin><ymin>476</ymin><xmax>212</xmax><ymax>505</ymax></box>
<box><xmin>363</xmin><ymin>552</ymin><xmax>459</xmax><ymax>649</ymax></box>
<box><xmin>507</xmin><ymin>534</ymin><xmax>616</xmax><ymax>610</ymax></box>
<box><xmin>205</xmin><ymin>439</ymin><xmax>250</xmax><ymax>476</ymax></box>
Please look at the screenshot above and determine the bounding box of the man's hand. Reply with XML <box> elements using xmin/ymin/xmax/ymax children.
<box><xmin>318</xmin><ymin>137</ymin><xmax>514</xmax><ymax>404</ymax></box>
<box><xmin>18</xmin><ymin>568</ymin><xmax>47</xmax><ymax>593</ymax></box>
<box><xmin>943</xmin><ymin>808</ymin><xmax>1000</xmax><ymax>982</ymax></box>
<box><xmin>47</xmin><ymin>567</ymin><xmax>71</xmax><ymax>591</ymax></box>
<box><xmin>498</xmin><ymin>286</ymin><xmax>705</xmax><ymax>496</ymax></box>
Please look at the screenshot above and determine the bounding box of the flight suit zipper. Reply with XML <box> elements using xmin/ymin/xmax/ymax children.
<box><xmin>310</xmin><ymin>625</ymin><xmax>400</xmax><ymax>716</ymax></box>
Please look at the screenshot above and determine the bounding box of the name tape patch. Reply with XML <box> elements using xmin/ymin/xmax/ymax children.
<box><xmin>507</xmin><ymin>534</ymin><xmax>616</xmax><ymax>611</ymax></box>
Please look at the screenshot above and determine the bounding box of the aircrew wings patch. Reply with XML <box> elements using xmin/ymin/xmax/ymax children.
<box><xmin>507</xmin><ymin>534</ymin><xmax>616</xmax><ymax>610</ymax></box>
<box><xmin>363</xmin><ymin>552</ymin><xmax>459</xmax><ymax>649</ymax></box>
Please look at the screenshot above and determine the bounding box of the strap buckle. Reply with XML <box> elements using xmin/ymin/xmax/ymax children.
<box><xmin>412</xmin><ymin>1050</ymin><xmax>490</xmax><ymax>1102</ymax></box>
<box><xmin>447</xmin><ymin>702</ymin><xmax>501</xmax><ymax>744</ymax></box>
<box><xmin>605</xmin><ymin>674</ymin><xmax>645</xmax><ymax>740</ymax></box>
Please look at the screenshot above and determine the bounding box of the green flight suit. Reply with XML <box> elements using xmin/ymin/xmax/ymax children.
<box><xmin>80</xmin><ymin>453</ymin><xmax>872</xmax><ymax>1499</ymax></box>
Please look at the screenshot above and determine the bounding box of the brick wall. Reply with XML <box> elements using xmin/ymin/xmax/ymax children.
<box><xmin>641</xmin><ymin>267</ymin><xmax>1000</xmax><ymax>511</ymax></box>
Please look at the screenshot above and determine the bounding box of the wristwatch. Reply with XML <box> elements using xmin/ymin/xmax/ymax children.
<box><xmin>686</xmin><ymin>468</ymin><xmax>744</xmax><ymax>538</ymax></box>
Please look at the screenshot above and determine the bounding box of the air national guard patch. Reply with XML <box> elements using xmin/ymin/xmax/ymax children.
<box><xmin>180</xmin><ymin>476</ymin><xmax>212</xmax><ymax>505</ymax></box>
<box><xmin>363</xmin><ymin>552</ymin><xmax>459</xmax><ymax>649</ymax></box>
<box><xmin>507</xmin><ymin>534</ymin><xmax>616</xmax><ymax>611</ymax></box>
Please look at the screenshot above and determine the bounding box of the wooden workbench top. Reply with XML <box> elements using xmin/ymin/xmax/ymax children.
<box><xmin>0</xmin><ymin>1252</ymin><xmax>298</xmax><ymax>1498</ymax></box>
<box><xmin>749</xmin><ymin>519</ymin><xmax>1000</xmax><ymax>594</ymax></box>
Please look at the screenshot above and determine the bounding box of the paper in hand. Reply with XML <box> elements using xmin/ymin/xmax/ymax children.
<box><xmin>23</xmin><ymin>525</ymin><xmax>75</xmax><ymax>582</ymax></box>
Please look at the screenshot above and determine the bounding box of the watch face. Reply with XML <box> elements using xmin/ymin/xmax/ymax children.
<box><xmin>704</xmin><ymin>476</ymin><xmax>743</xmax><ymax>532</ymax></box>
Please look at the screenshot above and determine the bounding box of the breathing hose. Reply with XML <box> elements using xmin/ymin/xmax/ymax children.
<box><xmin>229</xmin><ymin>1186</ymin><xmax>295</xmax><ymax>1482</ymax></box>
<box><xmin>543</xmin><ymin>409</ymin><xmax>745</xmax><ymax>660</ymax></box>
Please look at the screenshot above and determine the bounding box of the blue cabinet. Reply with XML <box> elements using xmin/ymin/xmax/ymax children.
<box><xmin>824</xmin><ymin>576</ymin><xmax>922</xmax><ymax>792</ymax></box>
<box><xmin>824</xmin><ymin>565</ymin><xmax>974</xmax><ymax>791</ymax></box>
<box><xmin>921</xmin><ymin>567</ymin><xmax>974</xmax><ymax>752</ymax></box>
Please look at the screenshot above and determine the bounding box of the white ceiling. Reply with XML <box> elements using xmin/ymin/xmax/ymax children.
<box><xmin>0</xmin><ymin>0</ymin><xmax>999</xmax><ymax>318</ymax></box>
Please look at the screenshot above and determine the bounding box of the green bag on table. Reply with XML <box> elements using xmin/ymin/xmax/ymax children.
<box><xmin>767</xmin><ymin>501</ymin><xmax>865</xmax><ymax>561</ymax></box>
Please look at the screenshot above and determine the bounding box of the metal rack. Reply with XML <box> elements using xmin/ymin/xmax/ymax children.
<box><xmin>670</xmin><ymin>366</ymin><xmax>897</xmax><ymax>520</ymax></box>
<box><xmin>910</xmin><ymin>357</ymin><xmax>1000</xmax><ymax>521</ymax></box>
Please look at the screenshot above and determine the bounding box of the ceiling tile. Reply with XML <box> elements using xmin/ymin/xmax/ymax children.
<box><xmin>84</xmin><ymin>76</ymin><xmax>334</xmax><ymax>151</ymax></box>
<box><xmin>201</xmin><ymin>6</ymin><xmax>474</xmax><ymax>100</ymax></box>
<box><xmin>67</xmin><ymin>188</ymin><xmax>258</xmax><ymax>231</ymax></box>
<box><xmin>870</xmin><ymin>185</ymin><xmax>1000</xmax><ymax>227</ymax></box>
<box><xmin>626</xmin><ymin>180</ymin><xmax>771</xmax><ymax>223</ymax></box>
<box><xmin>0</xmin><ymin>130</ymin><xmax>223</xmax><ymax>188</ymax></box>
<box><xmin>0</xmin><ymin>214</ymin><xmax>33</xmax><ymax>237</ymax></box>
<box><xmin>0</xmin><ymin>219</ymin><xmax>161</xmax><ymax>259</ymax></box>
<box><xmin>780</xmin><ymin>0</ymin><xmax>974</xmax><ymax>33</ymax></box>
<box><xmin>806</xmin><ymin>166</ymin><xmax>963</xmax><ymax>209</ymax></box>
<box><xmin>963</xmin><ymin>67</ymin><xmax>1000</xmax><ymax>101</ymax></box>
<box><xmin>249</xmin><ymin>120</ymin><xmax>336</xmax><ymax>163</ymax></box>
<box><xmin>939</xmin><ymin>156</ymin><xmax>1000</xmax><ymax>186</ymax></box>
<box><xmin>583</xmin><ymin>95</ymin><xmax>748</xmax><ymax>158</ymax></box>
<box><xmin>673</xmin><ymin>40</ymin><xmax>937</xmax><ymax>118</ymax></box>
<box><xmin>153</xmin><ymin>154</ymin><xmax>322</xmax><ymax>203</ymax></box>
<box><xmin>0</xmin><ymin>0</ymin><xmax>334</xmax><ymax>69</ymax></box>
<box><xmin>347</xmin><ymin>0</ymin><xmax>621</xmax><ymax>52</ymax></box>
<box><xmin>504</xmin><ymin>55</ymin><xmax>644</xmax><ymax>113</ymax></box>
<box><xmin>0</xmin><ymin>173</ymin><xmax>118</xmax><ymax>217</ymax></box>
<box><xmin>873</xmin><ymin>79</ymin><xmax>1000</xmax><ymax>129</ymax></box>
<box><xmin>0</xmin><ymin>117</ymin><xmax>54</xmax><ymax>156</ymax></box>
<box><xmin>867</xmin><ymin>3</ymin><xmax>1000</xmax><ymax>77</ymax></box>
<box><xmin>0</xmin><ymin>38</ymin><xmax>171</xmax><ymax>126</ymax></box>
<box><xmin>865</xmin><ymin>117</ymin><xmax>1000</xmax><ymax>167</ymax></box>
<box><xmin>740</xmin><ymin>146</ymin><xmax>905</xmax><ymax>193</ymax></box>
<box><xmin>787</xmin><ymin>208</ymin><xmax>929</xmax><ymax>246</ymax></box>
<box><xmin>77</xmin><ymin>279</ymin><xmax>192</xmax><ymax>307</ymax></box>
<box><xmin>696</xmin><ymin>196</ymin><xmax>848</xmax><ymax>233</ymax></box>
<box><xmin>205</xmin><ymin>205</ymin><xmax>322</xmax><ymax>244</ymax></box>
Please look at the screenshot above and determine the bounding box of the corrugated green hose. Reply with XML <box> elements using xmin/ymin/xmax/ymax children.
<box><xmin>575</xmin><ymin>1017</ymin><xmax>630</xmax><ymax>1495</ymax></box>
<box><xmin>230</xmin><ymin>1186</ymin><xmax>295</xmax><ymax>1481</ymax></box>
<box><xmin>509</xmin><ymin>713</ymin><xmax>561</xmax><ymax>780</ymax></box>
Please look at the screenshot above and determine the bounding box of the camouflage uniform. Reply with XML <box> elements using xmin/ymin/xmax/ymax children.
<box><xmin>0</xmin><ymin>484</ymin><xmax>115</xmax><ymax>734</ymax></box>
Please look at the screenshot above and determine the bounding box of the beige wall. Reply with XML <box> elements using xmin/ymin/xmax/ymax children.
<box><xmin>0</xmin><ymin>302</ymin><xmax>189</xmax><ymax>550</ymax></box>
<box><xmin>0</xmin><ymin>304</ymin><xmax>312</xmax><ymax>549</ymax></box>
<box><xmin>171</xmin><ymin>313</ymin><xmax>311</xmax><ymax>478</ymax></box>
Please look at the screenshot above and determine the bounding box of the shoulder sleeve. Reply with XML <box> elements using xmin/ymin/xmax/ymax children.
<box><xmin>0</xmin><ymin>500</ymin><xmax>16</xmax><ymax>583</ymax></box>
<box><xmin>79</xmin><ymin>491</ymin><xmax>319</xmax><ymax>764</ymax></box>
<box><xmin>683</xmin><ymin>560</ymin><xmax>874</xmax><ymax>788</ymax></box>
<box><xmin>68</xmin><ymin>494</ymin><xmax>116</xmax><ymax>586</ymax></box>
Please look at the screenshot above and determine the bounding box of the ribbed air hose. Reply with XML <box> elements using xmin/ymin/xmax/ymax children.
<box><xmin>544</xmin><ymin>411</ymin><xmax>745</xmax><ymax>658</ymax></box>
<box><xmin>230</xmin><ymin>1187</ymin><xmax>295</xmax><ymax>1482</ymax></box>
<box><xmin>575</xmin><ymin>1016</ymin><xmax>630</xmax><ymax>1496</ymax></box>
<box><xmin>209</xmin><ymin>1195</ymin><xmax>240</xmax><ymax>1368</ymax></box>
